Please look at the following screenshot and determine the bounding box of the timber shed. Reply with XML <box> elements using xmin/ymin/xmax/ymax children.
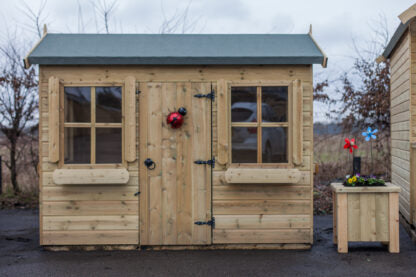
<box><xmin>26</xmin><ymin>30</ymin><xmax>326</xmax><ymax>249</ymax></box>
<box><xmin>382</xmin><ymin>3</ymin><xmax>416</xmax><ymax>240</ymax></box>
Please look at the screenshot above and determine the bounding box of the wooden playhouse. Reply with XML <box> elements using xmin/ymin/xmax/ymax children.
<box><xmin>26</xmin><ymin>30</ymin><xmax>326</xmax><ymax>249</ymax></box>
<box><xmin>381</xmin><ymin>3</ymin><xmax>416</xmax><ymax>240</ymax></box>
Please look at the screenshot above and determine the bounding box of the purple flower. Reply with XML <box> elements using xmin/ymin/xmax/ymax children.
<box><xmin>356</xmin><ymin>173</ymin><xmax>360</xmax><ymax>177</ymax></box>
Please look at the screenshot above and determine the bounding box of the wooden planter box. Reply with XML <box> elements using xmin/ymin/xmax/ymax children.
<box><xmin>330</xmin><ymin>183</ymin><xmax>401</xmax><ymax>253</ymax></box>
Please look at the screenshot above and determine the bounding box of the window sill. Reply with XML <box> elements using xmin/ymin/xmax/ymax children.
<box><xmin>224</xmin><ymin>168</ymin><xmax>301</xmax><ymax>184</ymax></box>
<box><xmin>52</xmin><ymin>168</ymin><xmax>129</xmax><ymax>185</ymax></box>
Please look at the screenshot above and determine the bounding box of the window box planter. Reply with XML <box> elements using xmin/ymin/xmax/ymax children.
<box><xmin>330</xmin><ymin>182</ymin><xmax>401</xmax><ymax>253</ymax></box>
<box><xmin>224</xmin><ymin>168</ymin><xmax>301</xmax><ymax>184</ymax></box>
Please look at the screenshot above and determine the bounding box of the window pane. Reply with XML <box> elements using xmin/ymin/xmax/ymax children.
<box><xmin>96</xmin><ymin>87</ymin><xmax>122</xmax><ymax>123</ymax></box>
<box><xmin>64</xmin><ymin>128</ymin><xmax>91</xmax><ymax>164</ymax></box>
<box><xmin>231</xmin><ymin>87</ymin><xmax>257</xmax><ymax>122</ymax></box>
<box><xmin>262</xmin><ymin>127</ymin><xmax>288</xmax><ymax>163</ymax></box>
<box><xmin>96</xmin><ymin>128</ymin><xmax>122</xmax><ymax>164</ymax></box>
<box><xmin>262</xmin><ymin>86</ymin><xmax>288</xmax><ymax>122</ymax></box>
<box><xmin>232</xmin><ymin>127</ymin><xmax>257</xmax><ymax>163</ymax></box>
<box><xmin>64</xmin><ymin>87</ymin><xmax>91</xmax><ymax>123</ymax></box>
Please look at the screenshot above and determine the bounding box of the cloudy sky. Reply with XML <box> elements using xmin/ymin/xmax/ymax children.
<box><xmin>0</xmin><ymin>0</ymin><xmax>414</xmax><ymax>121</ymax></box>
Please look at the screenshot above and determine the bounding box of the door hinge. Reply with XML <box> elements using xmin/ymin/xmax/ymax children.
<box><xmin>194</xmin><ymin>158</ymin><xmax>215</xmax><ymax>168</ymax></box>
<box><xmin>194</xmin><ymin>217</ymin><xmax>215</xmax><ymax>228</ymax></box>
<box><xmin>194</xmin><ymin>90</ymin><xmax>215</xmax><ymax>100</ymax></box>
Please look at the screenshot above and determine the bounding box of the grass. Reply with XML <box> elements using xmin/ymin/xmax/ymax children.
<box><xmin>0</xmin><ymin>188</ymin><xmax>38</xmax><ymax>209</ymax></box>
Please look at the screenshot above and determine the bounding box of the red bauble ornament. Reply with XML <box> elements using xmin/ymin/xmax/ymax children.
<box><xmin>167</xmin><ymin>107</ymin><xmax>187</xmax><ymax>129</ymax></box>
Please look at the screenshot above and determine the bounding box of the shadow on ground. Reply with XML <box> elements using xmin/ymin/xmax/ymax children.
<box><xmin>1</xmin><ymin>209</ymin><xmax>416</xmax><ymax>276</ymax></box>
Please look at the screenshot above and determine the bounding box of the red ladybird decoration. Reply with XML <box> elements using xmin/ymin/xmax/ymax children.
<box><xmin>167</xmin><ymin>107</ymin><xmax>187</xmax><ymax>129</ymax></box>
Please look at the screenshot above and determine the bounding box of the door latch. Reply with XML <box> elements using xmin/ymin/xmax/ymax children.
<box><xmin>194</xmin><ymin>218</ymin><xmax>215</xmax><ymax>228</ymax></box>
<box><xmin>194</xmin><ymin>158</ymin><xmax>215</xmax><ymax>168</ymax></box>
<box><xmin>194</xmin><ymin>90</ymin><xmax>215</xmax><ymax>100</ymax></box>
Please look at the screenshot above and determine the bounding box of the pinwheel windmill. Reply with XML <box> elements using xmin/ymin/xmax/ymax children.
<box><xmin>362</xmin><ymin>127</ymin><xmax>377</xmax><ymax>173</ymax></box>
<box><xmin>344</xmin><ymin>138</ymin><xmax>358</xmax><ymax>154</ymax></box>
<box><xmin>343</xmin><ymin>138</ymin><xmax>359</xmax><ymax>175</ymax></box>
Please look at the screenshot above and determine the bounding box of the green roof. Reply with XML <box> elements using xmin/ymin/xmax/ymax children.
<box><xmin>26</xmin><ymin>33</ymin><xmax>326</xmax><ymax>66</ymax></box>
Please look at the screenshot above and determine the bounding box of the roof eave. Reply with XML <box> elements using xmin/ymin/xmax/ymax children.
<box><xmin>382</xmin><ymin>22</ymin><xmax>409</xmax><ymax>59</ymax></box>
<box><xmin>307</xmin><ymin>28</ymin><xmax>328</xmax><ymax>68</ymax></box>
<box><xmin>24</xmin><ymin>25</ymin><xmax>48</xmax><ymax>69</ymax></box>
<box><xmin>382</xmin><ymin>4</ymin><xmax>416</xmax><ymax>60</ymax></box>
<box><xmin>28</xmin><ymin>56</ymin><xmax>324</xmax><ymax>66</ymax></box>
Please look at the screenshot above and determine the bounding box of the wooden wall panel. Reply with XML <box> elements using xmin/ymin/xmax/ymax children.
<box><xmin>213</xmin><ymin>200</ymin><xmax>310</xmax><ymax>215</ymax></box>
<box><xmin>42</xmin><ymin>186</ymin><xmax>137</xmax><ymax>201</ymax></box>
<box><xmin>39</xmin><ymin>69</ymin><xmax>140</xmax><ymax>246</ymax></box>
<box><xmin>210</xmin><ymin>69</ymin><xmax>313</xmax><ymax>245</ymax></box>
<box><xmin>390</xmin><ymin>29</ymin><xmax>412</xmax><ymax>223</ymax></box>
<box><xmin>43</xmin><ymin>215</ymin><xmax>138</xmax><ymax>231</ymax></box>
<box><xmin>48</xmin><ymin>76</ymin><xmax>60</xmax><ymax>163</ymax></box>
<box><xmin>43</xmin><ymin>201</ymin><xmax>138</xmax><ymax>216</ymax></box>
<box><xmin>292</xmin><ymin>80</ymin><xmax>303</xmax><ymax>165</ymax></box>
<box><xmin>215</xmin><ymin>215</ymin><xmax>310</xmax><ymax>229</ymax></box>
<box><xmin>124</xmin><ymin>76</ymin><xmax>137</xmax><ymax>162</ymax></box>
<box><xmin>213</xmin><ymin>185</ymin><xmax>310</xmax><ymax>200</ymax></box>
<box><xmin>43</xmin><ymin>231</ymin><xmax>138</xmax><ymax>245</ymax></box>
<box><xmin>410</xmin><ymin>22</ymin><xmax>416</xmax><ymax>226</ymax></box>
<box><xmin>213</xmin><ymin>229</ymin><xmax>310</xmax><ymax>244</ymax></box>
<box><xmin>39</xmin><ymin>65</ymin><xmax>313</xmax><ymax>246</ymax></box>
<box><xmin>216</xmin><ymin>79</ymin><xmax>228</xmax><ymax>166</ymax></box>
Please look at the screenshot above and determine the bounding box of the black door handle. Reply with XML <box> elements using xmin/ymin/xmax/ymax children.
<box><xmin>144</xmin><ymin>158</ymin><xmax>156</xmax><ymax>170</ymax></box>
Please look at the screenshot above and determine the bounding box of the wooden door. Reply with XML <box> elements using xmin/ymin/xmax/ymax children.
<box><xmin>139</xmin><ymin>82</ymin><xmax>212</xmax><ymax>245</ymax></box>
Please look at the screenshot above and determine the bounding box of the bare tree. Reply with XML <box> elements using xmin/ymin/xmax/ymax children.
<box><xmin>77</xmin><ymin>0</ymin><xmax>86</xmax><ymax>33</ymax></box>
<box><xmin>19</xmin><ymin>0</ymin><xmax>49</xmax><ymax>39</ymax></box>
<box><xmin>330</xmin><ymin>15</ymin><xmax>391</xmax><ymax>177</ymax></box>
<box><xmin>159</xmin><ymin>0</ymin><xmax>203</xmax><ymax>34</ymax></box>
<box><xmin>91</xmin><ymin>0</ymin><xmax>118</xmax><ymax>33</ymax></box>
<box><xmin>314</xmin><ymin>80</ymin><xmax>330</xmax><ymax>103</ymax></box>
<box><xmin>0</xmin><ymin>39</ymin><xmax>38</xmax><ymax>193</ymax></box>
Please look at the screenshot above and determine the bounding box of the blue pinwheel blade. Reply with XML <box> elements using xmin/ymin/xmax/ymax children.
<box><xmin>365</xmin><ymin>136</ymin><xmax>370</xmax><ymax>141</ymax></box>
<box><xmin>371</xmin><ymin>135</ymin><xmax>376</xmax><ymax>139</ymax></box>
<box><xmin>362</xmin><ymin>132</ymin><xmax>368</xmax><ymax>137</ymax></box>
<box><xmin>373</xmin><ymin>129</ymin><xmax>378</xmax><ymax>134</ymax></box>
<box><xmin>367</xmin><ymin>127</ymin><xmax>372</xmax><ymax>132</ymax></box>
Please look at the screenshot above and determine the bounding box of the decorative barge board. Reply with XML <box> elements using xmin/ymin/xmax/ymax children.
<box><xmin>331</xmin><ymin>183</ymin><xmax>401</xmax><ymax>253</ymax></box>
<box><xmin>381</xmin><ymin>3</ymin><xmax>416</xmax><ymax>241</ymax></box>
<box><xmin>26</xmin><ymin>32</ymin><xmax>326</xmax><ymax>248</ymax></box>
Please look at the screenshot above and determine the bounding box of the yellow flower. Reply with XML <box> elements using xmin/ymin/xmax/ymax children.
<box><xmin>348</xmin><ymin>178</ymin><xmax>353</xmax><ymax>184</ymax></box>
<box><xmin>352</xmin><ymin>176</ymin><xmax>357</xmax><ymax>182</ymax></box>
